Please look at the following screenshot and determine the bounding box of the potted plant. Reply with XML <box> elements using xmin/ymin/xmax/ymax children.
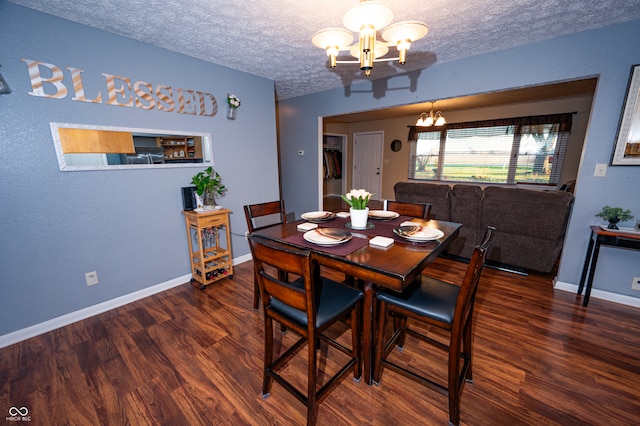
<box><xmin>595</xmin><ymin>205</ymin><xmax>634</xmax><ymax>230</ymax></box>
<box><xmin>191</xmin><ymin>167</ymin><xmax>227</xmax><ymax>209</ymax></box>
<box><xmin>341</xmin><ymin>189</ymin><xmax>373</xmax><ymax>229</ymax></box>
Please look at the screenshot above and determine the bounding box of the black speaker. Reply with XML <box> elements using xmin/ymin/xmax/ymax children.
<box><xmin>181</xmin><ymin>186</ymin><xmax>197</xmax><ymax>210</ymax></box>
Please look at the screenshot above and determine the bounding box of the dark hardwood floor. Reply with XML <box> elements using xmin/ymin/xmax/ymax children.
<box><xmin>2</xmin><ymin>257</ymin><xmax>640</xmax><ymax>425</ymax></box>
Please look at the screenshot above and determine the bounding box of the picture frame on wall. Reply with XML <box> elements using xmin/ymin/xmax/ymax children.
<box><xmin>612</xmin><ymin>64</ymin><xmax>640</xmax><ymax>165</ymax></box>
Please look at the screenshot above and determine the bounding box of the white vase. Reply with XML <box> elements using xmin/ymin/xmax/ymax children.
<box><xmin>350</xmin><ymin>207</ymin><xmax>369</xmax><ymax>229</ymax></box>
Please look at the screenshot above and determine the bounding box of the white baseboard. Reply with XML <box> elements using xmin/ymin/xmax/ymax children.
<box><xmin>233</xmin><ymin>253</ymin><xmax>253</xmax><ymax>265</ymax></box>
<box><xmin>554</xmin><ymin>280</ymin><xmax>640</xmax><ymax>309</ymax></box>
<box><xmin>0</xmin><ymin>255</ymin><xmax>254</xmax><ymax>349</ymax></box>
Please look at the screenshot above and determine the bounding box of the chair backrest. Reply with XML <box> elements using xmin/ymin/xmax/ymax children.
<box><xmin>248</xmin><ymin>235</ymin><xmax>317</xmax><ymax>324</ymax></box>
<box><xmin>244</xmin><ymin>200</ymin><xmax>286</xmax><ymax>233</ymax></box>
<box><xmin>453</xmin><ymin>226</ymin><xmax>495</xmax><ymax>328</ymax></box>
<box><xmin>386</xmin><ymin>200</ymin><xmax>432</xmax><ymax>220</ymax></box>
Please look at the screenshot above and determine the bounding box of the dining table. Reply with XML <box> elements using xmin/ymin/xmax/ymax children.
<box><xmin>251</xmin><ymin>209</ymin><xmax>462</xmax><ymax>384</ymax></box>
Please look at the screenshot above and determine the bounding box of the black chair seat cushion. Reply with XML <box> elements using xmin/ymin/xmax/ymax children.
<box><xmin>377</xmin><ymin>276</ymin><xmax>459</xmax><ymax>324</ymax></box>
<box><xmin>270</xmin><ymin>277</ymin><xmax>363</xmax><ymax>328</ymax></box>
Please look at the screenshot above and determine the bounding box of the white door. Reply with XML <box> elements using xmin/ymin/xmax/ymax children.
<box><xmin>352</xmin><ymin>131</ymin><xmax>383</xmax><ymax>200</ymax></box>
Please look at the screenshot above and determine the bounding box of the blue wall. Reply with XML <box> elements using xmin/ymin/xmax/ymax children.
<box><xmin>278</xmin><ymin>20</ymin><xmax>640</xmax><ymax>303</ymax></box>
<box><xmin>0</xmin><ymin>3</ymin><xmax>280</xmax><ymax>337</ymax></box>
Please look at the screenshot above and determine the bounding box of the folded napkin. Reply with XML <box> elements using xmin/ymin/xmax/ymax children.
<box><xmin>316</xmin><ymin>228</ymin><xmax>350</xmax><ymax>241</ymax></box>
<box><xmin>400</xmin><ymin>221</ymin><xmax>418</xmax><ymax>227</ymax></box>
<box><xmin>297</xmin><ymin>222</ymin><xmax>318</xmax><ymax>231</ymax></box>
<box><xmin>369</xmin><ymin>236</ymin><xmax>394</xmax><ymax>248</ymax></box>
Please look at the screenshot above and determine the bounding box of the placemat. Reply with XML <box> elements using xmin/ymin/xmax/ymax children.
<box><xmin>283</xmin><ymin>231</ymin><xmax>370</xmax><ymax>256</ymax></box>
<box><xmin>317</xmin><ymin>215</ymin><xmax>412</xmax><ymax>238</ymax></box>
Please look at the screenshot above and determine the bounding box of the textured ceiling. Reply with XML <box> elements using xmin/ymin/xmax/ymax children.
<box><xmin>8</xmin><ymin>0</ymin><xmax>640</xmax><ymax>100</ymax></box>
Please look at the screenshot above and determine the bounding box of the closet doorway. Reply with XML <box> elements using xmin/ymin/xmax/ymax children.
<box><xmin>322</xmin><ymin>133</ymin><xmax>346</xmax><ymax>208</ymax></box>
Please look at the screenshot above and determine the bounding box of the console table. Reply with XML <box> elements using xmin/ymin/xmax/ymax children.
<box><xmin>577</xmin><ymin>225</ymin><xmax>640</xmax><ymax>306</ymax></box>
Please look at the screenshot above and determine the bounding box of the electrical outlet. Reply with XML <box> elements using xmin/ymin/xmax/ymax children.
<box><xmin>632</xmin><ymin>276</ymin><xmax>640</xmax><ymax>291</ymax></box>
<box><xmin>85</xmin><ymin>271</ymin><xmax>99</xmax><ymax>286</ymax></box>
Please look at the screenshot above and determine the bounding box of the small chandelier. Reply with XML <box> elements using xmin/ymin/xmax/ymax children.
<box><xmin>312</xmin><ymin>0</ymin><xmax>428</xmax><ymax>77</ymax></box>
<box><xmin>416</xmin><ymin>104</ymin><xmax>446</xmax><ymax>127</ymax></box>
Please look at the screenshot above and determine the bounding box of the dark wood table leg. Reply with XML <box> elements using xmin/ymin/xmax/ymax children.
<box><xmin>582</xmin><ymin>239</ymin><xmax>602</xmax><ymax>307</ymax></box>
<box><xmin>578</xmin><ymin>231</ymin><xmax>596</xmax><ymax>296</ymax></box>
<box><xmin>361</xmin><ymin>280</ymin><xmax>374</xmax><ymax>385</ymax></box>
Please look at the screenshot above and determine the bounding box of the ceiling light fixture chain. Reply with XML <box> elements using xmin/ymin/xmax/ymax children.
<box><xmin>312</xmin><ymin>0</ymin><xmax>428</xmax><ymax>77</ymax></box>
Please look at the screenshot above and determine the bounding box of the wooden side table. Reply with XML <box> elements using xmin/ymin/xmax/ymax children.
<box><xmin>577</xmin><ymin>225</ymin><xmax>640</xmax><ymax>306</ymax></box>
<box><xmin>182</xmin><ymin>209</ymin><xmax>233</xmax><ymax>289</ymax></box>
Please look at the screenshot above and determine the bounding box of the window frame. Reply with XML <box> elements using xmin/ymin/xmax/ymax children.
<box><xmin>407</xmin><ymin>113</ymin><xmax>573</xmax><ymax>186</ymax></box>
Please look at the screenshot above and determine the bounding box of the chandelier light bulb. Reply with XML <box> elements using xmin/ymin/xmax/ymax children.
<box><xmin>326</xmin><ymin>46</ymin><xmax>340</xmax><ymax>67</ymax></box>
<box><xmin>312</xmin><ymin>28</ymin><xmax>354</xmax><ymax>68</ymax></box>
<box><xmin>396</xmin><ymin>39</ymin><xmax>411</xmax><ymax>64</ymax></box>
<box><xmin>416</xmin><ymin>107</ymin><xmax>446</xmax><ymax>127</ymax></box>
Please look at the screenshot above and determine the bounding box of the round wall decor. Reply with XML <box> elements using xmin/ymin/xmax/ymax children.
<box><xmin>391</xmin><ymin>139</ymin><xmax>402</xmax><ymax>152</ymax></box>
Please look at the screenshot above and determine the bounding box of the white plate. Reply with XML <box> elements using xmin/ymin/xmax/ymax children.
<box><xmin>393</xmin><ymin>226</ymin><xmax>444</xmax><ymax>241</ymax></box>
<box><xmin>301</xmin><ymin>211</ymin><xmax>336</xmax><ymax>222</ymax></box>
<box><xmin>368</xmin><ymin>210</ymin><xmax>399</xmax><ymax>220</ymax></box>
<box><xmin>303</xmin><ymin>229</ymin><xmax>352</xmax><ymax>246</ymax></box>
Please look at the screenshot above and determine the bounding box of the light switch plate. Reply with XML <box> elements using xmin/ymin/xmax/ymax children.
<box><xmin>594</xmin><ymin>163</ymin><xmax>607</xmax><ymax>177</ymax></box>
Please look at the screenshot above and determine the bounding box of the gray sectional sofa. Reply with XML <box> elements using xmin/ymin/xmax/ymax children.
<box><xmin>394</xmin><ymin>181</ymin><xmax>575</xmax><ymax>273</ymax></box>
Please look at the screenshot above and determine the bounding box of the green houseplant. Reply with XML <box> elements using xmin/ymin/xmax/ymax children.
<box><xmin>191</xmin><ymin>167</ymin><xmax>226</xmax><ymax>209</ymax></box>
<box><xmin>595</xmin><ymin>205</ymin><xmax>634</xmax><ymax>230</ymax></box>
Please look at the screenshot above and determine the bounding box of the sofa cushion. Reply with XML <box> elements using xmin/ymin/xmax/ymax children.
<box><xmin>393</xmin><ymin>182</ymin><xmax>451</xmax><ymax>220</ymax></box>
<box><xmin>481</xmin><ymin>187</ymin><xmax>573</xmax><ymax>239</ymax></box>
<box><xmin>480</xmin><ymin>187</ymin><xmax>574</xmax><ymax>272</ymax></box>
<box><xmin>448</xmin><ymin>184</ymin><xmax>483</xmax><ymax>258</ymax></box>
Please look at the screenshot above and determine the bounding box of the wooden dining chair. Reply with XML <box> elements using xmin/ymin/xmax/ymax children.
<box><xmin>244</xmin><ymin>200</ymin><xmax>287</xmax><ymax>309</ymax></box>
<box><xmin>386</xmin><ymin>200</ymin><xmax>432</xmax><ymax>219</ymax></box>
<box><xmin>373</xmin><ymin>226</ymin><xmax>495</xmax><ymax>426</ymax></box>
<box><xmin>248</xmin><ymin>235</ymin><xmax>363</xmax><ymax>426</ymax></box>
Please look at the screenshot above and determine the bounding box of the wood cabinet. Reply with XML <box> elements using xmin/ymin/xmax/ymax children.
<box><xmin>58</xmin><ymin>128</ymin><xmax>135</xmax><ymax>154</ymax></box>
<box><xmin>157</xmin><ymin>136</ymin><xmax>202</xmax><ymax>161</ymax></box>
<box><xmin>182</xmin><ymin>209</ymin><xmax>233</xmax><ymax>289</ymax></box>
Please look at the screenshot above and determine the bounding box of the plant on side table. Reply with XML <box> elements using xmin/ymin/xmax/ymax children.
<box><xmin>595</xmin><ymin>205</ymin><xmax>634</xmax><ymax>230</ymax></box>
<box><xmin>191</xmin><ymin>167</ymin><xmax>227</xmax><ymax>210</ymax></box>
